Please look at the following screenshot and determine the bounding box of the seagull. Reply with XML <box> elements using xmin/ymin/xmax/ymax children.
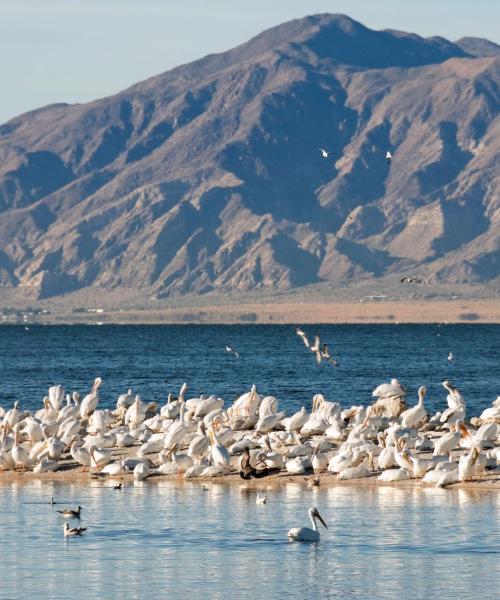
<box><xmin>64</xmin><ymin>523</ymin><xmax>87</xmax><ymax>537</ymax></box>
<box><xmin>310</xmin><ymin>335</ymin><xmax>322</xmax><ymax>364</ymax></box>
<box><xmin>386</xmin><ymin>151</ymin><xmax>393</xmax><ymax>165</ymax></box>
<box><xmin>57</xmin><ymin>506</ymin><xmax>82</xmax><ymax>519</ymax></box>
<box><xmin>319</xmin><ymin>148</ymin><xmax>331</xmax><ymax>158</ymax></box>
<box><xmin>448</xmin><ymin>352</ymin><xmax>454</xmax><ymax>362</ymax></box>
<box><xmin>256</xmin><ymin>493</ymin><xmax>267</xmax><ymax>505</ymax></box>
<box><xmin>296</xmin><ymin>327</ymin><xmax>310</xmax><ymax>348</ymax></box>
<box><xmin>225</xmin><ymin>346</ymin><xmax>239</xmax><ymax>358</ymax></box>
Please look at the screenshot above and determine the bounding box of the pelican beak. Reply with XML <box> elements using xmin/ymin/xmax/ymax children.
<box><xmin>316</xmin><ymin>510</ymin><xmax>328</xmax><ymax>529</ymax></box>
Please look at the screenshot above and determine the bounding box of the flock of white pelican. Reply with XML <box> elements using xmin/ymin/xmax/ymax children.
<box><xmin>1</xmin><ymin>374</ymin><xmax>499</xmax><ymax>540</ymax></box>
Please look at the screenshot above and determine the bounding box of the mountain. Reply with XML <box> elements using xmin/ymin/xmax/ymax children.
<box><xmin>0</xmin><ymin>14</ymin><xmax>498</xmax><ymax>304</ymax></box>
<box><xmin>455</xmin><ymin>37</ymin><xmax>500</xmax><ymax>57</ymax></box>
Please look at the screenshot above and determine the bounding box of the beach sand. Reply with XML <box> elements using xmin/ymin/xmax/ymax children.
<box><xmin>30</xmin><ymin>299</ymin><xmax>500</xmax><ymax>325</ymax></box>
<box><xmin>2</xmin><ymin>444</ymin><xmax>499</xmax><ymax>491</ymax></box>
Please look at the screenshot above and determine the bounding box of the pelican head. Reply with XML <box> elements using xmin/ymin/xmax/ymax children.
<box><xmin>310</xmin><ymin>507</ymin><xmax>328</xmax><ymax>529</ymax></box>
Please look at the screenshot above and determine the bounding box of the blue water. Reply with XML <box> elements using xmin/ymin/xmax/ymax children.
<box><xmin>0</xmin><ymin>324</ymin><xmax>498</xmax><ymax>417</ymax></box>
<box><xmin>1</xmin><ymin>480</ymin><xmax>499</xmax><ymax>599</ymax></box>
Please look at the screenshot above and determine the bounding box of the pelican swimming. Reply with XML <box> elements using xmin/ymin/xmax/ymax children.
<box><xmin>256</xmin><ymin>493</ymin><xmax>267</xmax><ymax>505</ymax></box>
<box><xmin>288</xmin><ymin>507</ymin><xmax>328</xmax><ymax>542</ymax></box>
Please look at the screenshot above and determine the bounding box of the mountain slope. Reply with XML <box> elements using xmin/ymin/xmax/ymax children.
<box><xmin>0</xmin><ymin>14</ymin><xmax>498</xmax><ymax>302</ymax></box>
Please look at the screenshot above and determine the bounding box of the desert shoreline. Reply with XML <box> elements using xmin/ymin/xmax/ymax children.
<box><xmin>4</xmin><ymin>299</ymin><xmax>499</xmax><ymax>325</ymax></box>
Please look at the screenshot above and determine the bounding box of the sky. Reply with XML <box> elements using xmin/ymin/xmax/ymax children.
<box><xmin>0</xmin><ymin>0</ymin><xmax>498</xmax><ymax>124</ymax></box>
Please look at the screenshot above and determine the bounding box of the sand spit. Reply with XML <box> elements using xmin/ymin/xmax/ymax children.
<box><xmin>1</xmin><ymin>443</ymin><xmax>499</xmax><ymax>491</ymax></box>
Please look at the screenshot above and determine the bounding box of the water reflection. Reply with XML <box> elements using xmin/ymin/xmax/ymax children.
<box><xmin>0</xmin><ymin>481</ymin><xmax>499</xmax><ymax>599</ymax></box>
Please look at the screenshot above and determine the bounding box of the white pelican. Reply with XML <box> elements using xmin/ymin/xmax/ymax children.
<box><xmin>188</xmin><ymin>422</ymin><xmax>210</xmax><ymax>461</ymax></box>
<box><xmin>3</xmin><ymin>401</ymin><xmax>22</xmax><ymax>431</ymax></box>
<box><xmin>33</xmin><ymin>458</ymin><xmax>59</xmax><ymax>473</ymax></box>
<box><xmin>433</xmin><ymin>424</ymin><xmax>469</xmax><ymax>457</ymax></box>
<box><xmin>133</xmin><ymin>462</ymin><xmax>150</xmax><ymax>481</ymax></box>
<box><xmin>117</xmin><ymin>389</ymin><xmax>135</xmax><ymax>409</ymax></box>
<box><xmin>48</xmin><ymin>385</ymin><xmax>64</xmax><ymax>411</ymax></box>
<box><xmin>209</xmin><ymin>429</ymin><xmax>230</xmax><ymax>467</ymax></box>
<box><xmin>70</xmin><ymin>440</ymin><xmax>92</xmax><ymax>472</ymax></box>
<box><xmin>440</xmin><ymin>381</ymin><xmax>465</xmax><ymax>425</ymax></box>
<box><xmin>64</xmin><ymin>523</ymin><xmax>87</xmax><ymax>537</ymax></box>
<box><xmin>319</xmin><ymin>148</ymin><xmax>331</xmax><ymax>158</ymax></box>
<box><xmin>285</xmin><ymin>407</ymin><xmax>308</xmax><ymax>433</ymax></box>
<box><xmin>285</xmin><ymin>455</ymin><xmax>311</xmax><ymax>474</ymax></box>
<box><xmin>101</xmin><ymin>460</ymin><xmax>126</xmax><ymax>476</ymax></box>
<box><xmin>89</xmin><ymin>446</ymin><xmax>112</xmax><ymax>470</ymax></box>
<box><xmin>479</xmin><ymin>396</ymin><xmax>500</xmax><ymax>422</ymax></box>
<box><xmin>312</xmin><ymin>448</ymin><xmax>328</xmax><ymax>473</ymax></box>
<box><xmin>256</xmin><ymin>411</ymin><xmax>284</xmax><ymax>433</ymax></box>
<box><xmin>195</xmin><ymin>396</ymin><xmax>224</xmax><ymax>418</ymax></box>
<box><xmin>163</xmin><ymin>401</ymin><xmax>187</xmax><ymax>449</ymax></box>
<box><xmin>256</xmin><ymin>493</ymin><xmax>267</xmax><ymax>505</ymax></box>
<box><xmin>231</xmin><ymin>385</ymin><xmax>260</xmax><ymax>418</ymax></box>
<box><xmin>378</xmin><ymin>468</ymin><xmax>409</xmax><ymax>482</ymax></box>
<box><xmin>80</xmin><ymin>377</ymin><xmax>102</xmax><ymax>419</ymax></box>
<box><xmin>288</xmin><ymin>507</ymin><xmax>327</xmax><ymax>542</ymax></box>
<box><xmin>22</xmin><ymin>417</ymin><xmax>44</xmax><ymax>444</ymax></box>
<box><xmin>400</xmin><ymin>386</ymin><xmax>427</xmax><ymax>429</ymax></box>
<box><xmin>459</xmin><ymin>447</ymin><xmax>481</xmax><ymax>482</ymax></box>
<box><xmin>12</xmin><ymin>426</ymin><xmax>30</xmax><ymax>470</ymax></box>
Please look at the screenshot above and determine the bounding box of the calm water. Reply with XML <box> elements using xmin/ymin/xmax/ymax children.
<box><xmin>0</xmin><ymin>324</ymin><xmax>498</xmax><ymax>417</ymax></box>
<box><xmin>0</xmin><ymin>480</ymin><xmax>499</xmax><ymax>599</ymax></box>
<box><xmin>1</xmin><ymin>324</ymin><xmax>499</xmax><ymax>599</ymax></box>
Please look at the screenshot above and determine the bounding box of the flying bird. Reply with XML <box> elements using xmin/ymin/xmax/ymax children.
<box><xmin>297</xmin><ymin>330</ymin><xmax>338</xmax><ymax>367</ymax></box>
<box><xmin>319</xmin><ymin>148</ymin><xmax>331</xmax><ymax>158</ymax></box>
<box><xmin>296</xmin><ymin>327</ymin><xmax>310</xmax><ymax>348</ymax></box>
<box><xmin>225</xmin><ymin>346</ymin><xmax>239</xmax><ymax>358</ymax></box>
<box><xmin>400</xmin><ymin>276</ymin><xmax>423</xmax><ymax>284</ymax></box>
<box><xmin>320</xmin><ymin>344</ymin><xmax>338</xmax><ymax>366</ymax></box>
<box><xmin>448</xmin><ymin>352</ymin><xmax>454</xmax><ymax>362</ymax></box>
<box><xmin>386</xmin><ymin>151</ymin><xmax>393</xmax><ymax>165</ymax></box>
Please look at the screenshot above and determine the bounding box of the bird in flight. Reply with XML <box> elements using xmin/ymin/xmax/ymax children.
<box><xmin>225</xmin><ymin>346</ymin><xmax>239</xmax><ymax>358</ymax></box>
<box><xmin>319</xmin><ymin>148</ymin><xmax>331</xmax><ymax>158</ymax></box>
<box><xmin>296</xmin><ymin>327</ymin><xmax>310</xmax><ymax>348</ymax></box>
<box><xmin>320</xmin><ymin>343</ymin><xmax>338</xmax><ymax>366</ymax></box>
<box><xmin>400</xmin><ymin>276</ymin><xmax>423</xmax><ymax>284</ymax></box>
<box><xmin>448</xmin><ymin>352</ymin><xmax>454</xmax><ymax>362</ymax></box>
<box><xmin>386</xmin><ymin>151</ymin><xmax>393</xmax><ymax>165</ymax></box>
<box><xmin>296</xmin><ymin>328</ymin><xmax>338</xmax><ymax>366</ymax></box>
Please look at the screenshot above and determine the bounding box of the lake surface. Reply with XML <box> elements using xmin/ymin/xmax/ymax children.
<box><xmin>1</xmin><ymin>324</ymin><xmax>499</xmax><ymax>598</ymax></box>
<box><xmin>0</xmin><ymin>324</ymin><xmax>498</xmax><ymax>418</ymax></box>
<box><xmin>1</xmin><ymin>480</ymin><xmax>499</xmax><ymax>600</ymax></box>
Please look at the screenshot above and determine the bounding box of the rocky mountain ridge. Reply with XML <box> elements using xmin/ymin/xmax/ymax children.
<box><xmin>0</xmin><ymin>14</ymin><xmax>498</xmax><ymax>303</ymax></box>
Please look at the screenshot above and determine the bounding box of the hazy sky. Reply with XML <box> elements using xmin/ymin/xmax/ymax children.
<box><xmin>1</xmin><ymin>0</ymin><xmax>498</xmax><ymax>124</ymax></box>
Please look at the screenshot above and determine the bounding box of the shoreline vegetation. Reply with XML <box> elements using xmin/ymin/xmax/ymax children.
<box><xmin>1</xmin><ymin>299</ymin><xmax>499</xmax><ymax>325</ymax></box>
